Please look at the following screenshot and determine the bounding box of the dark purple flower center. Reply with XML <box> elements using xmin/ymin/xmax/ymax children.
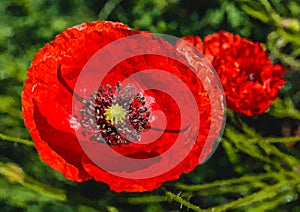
<box><xmin>79</xmin><ymin>83</ymin><xmax>150</xmax><ymax>145</ymax></box>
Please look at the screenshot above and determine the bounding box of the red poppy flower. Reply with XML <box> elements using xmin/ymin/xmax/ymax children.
<box><xmin>181</xmin><ymin>31</ymin><xmax>286</xmax><ymax>116</ymax></box>
<box><xmin>22</xmin><ymin>21</ymin><xmax>224</xmax><ymax>192</ymax></box>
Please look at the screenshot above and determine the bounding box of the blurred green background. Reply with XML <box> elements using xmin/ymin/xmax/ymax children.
<box><xmin>0</xmin><ymin>0</ymin><xmax>300</xmax><ymax>211</ymax></box>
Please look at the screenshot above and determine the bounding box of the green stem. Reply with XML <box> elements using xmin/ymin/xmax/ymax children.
<box><xmin>249</xmin><ymin>191</ymin><xmax>295</xmax><ymax>211</ymax></box>
<box><xmin>165</xmin><ymin>191</ymin><xmax>203</xmax><ymax>212</ymax></box>
<box><xmin>267</xmin><ymin>98</ymin><xmax>300</xmax><ymax>120</ymax></box>
<box><xmin>265</xmin><ymin>136</ymin><xmax>300</xmax><ymax>143</ymax></box>
<box><xmin>0</xmin><ymin>132</ymin><xmax>34</xmax><ymax>146</ymax></box>
<box><xmin>0</xmin><ymin>162</ymin><xmax>66</xmax><ymax>201</ymax></box>
<box><xmin>225</xmin><ymin>130</ymin><xmax>275</xmax><ymax>165</ymax></box>
<box><xmin>176</xmin><ymin>173</ymin><xmax>273</xmax><ymax>191</ymax></box>
<box><xmin>193</xmin><ymin>183</ymin><xmax>265</xmax><ymax>196</ymax></box>
<box><xmin>258</xmin><ymin>142</ymin><xmax>300</xmax><ymax>169</ymax></box>
<box><xmin>224</xmin><ymin>124</ymin><xmax>297</xmax><ymax>171</ymax></box>
<box><xmin>209</xmin><ymin>178</ymin><xmax>300</xmax><ymax>212</ymax></box>
<box><xmin>22</xmin><ymin>176</ymin><xmax>66</xmax><ymax>201</ymax></box>
<box><xmin>128</xmin><ymin>195</ymin><xmax>167</xmax><ymax>204</ymax></box>
<box><xmin>259</xmin><ymin>0</ymin><xmax>281</xmax><ymax>26</ymax></box>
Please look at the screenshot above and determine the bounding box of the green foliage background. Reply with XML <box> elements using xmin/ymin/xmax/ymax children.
<box><xmin>0</xmin><ymin>0</ymin><xmax>300</xmax><ymax>211</ymax></box>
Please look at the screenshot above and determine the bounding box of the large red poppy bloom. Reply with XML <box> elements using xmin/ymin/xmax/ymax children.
<box><xmin>181</xmin><ymin>31</ymin><xmax>285</xmax><ymax>116</ymax></box>
<box><xmin>22</xmin><ymin>21</ymin><xmax>223</xmax><ymax>192</ymax></box>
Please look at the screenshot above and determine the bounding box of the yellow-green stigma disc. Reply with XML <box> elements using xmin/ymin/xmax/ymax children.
<box><xmin>104</xmin><ymin>104</ymin><xmax>126</xmax><ymax>125</ymax></box>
